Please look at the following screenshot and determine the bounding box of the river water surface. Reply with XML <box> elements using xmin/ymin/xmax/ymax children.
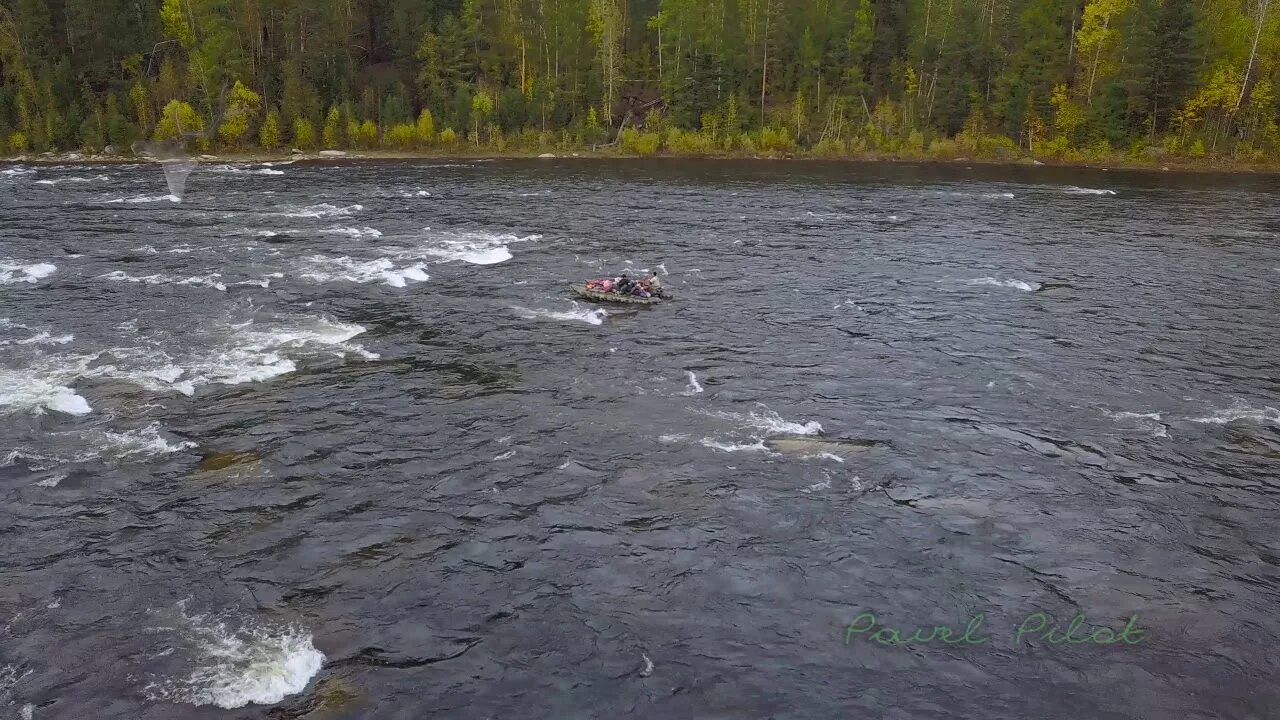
<box><xmin>2</xmin><ymin>159</ymin><xmax>1278</xmax><ymax>719</ymax></box>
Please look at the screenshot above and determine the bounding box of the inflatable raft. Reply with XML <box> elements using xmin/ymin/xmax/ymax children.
<box><xmin>570</xmin><ymin>285</ymin><xmax>667</xmax><ymax>305</ymax></box>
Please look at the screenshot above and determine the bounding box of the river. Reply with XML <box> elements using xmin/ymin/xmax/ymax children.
<box><xmin>1</xmin><ymin>158</ymin><xmax>1278</xmax><ymax>719</ymax></box>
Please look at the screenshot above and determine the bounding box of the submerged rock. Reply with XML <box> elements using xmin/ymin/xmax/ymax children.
<box><xmin>192</xmin><ymin>450</ymin><xmax>272</xmax><ymax>482</ymax></box>
<box><xmin>267</xmin><ymin>677</ymin><xmax>361</xmax><ymax>719</ymax></box>
<box><xmin>764</xmin><ymin>435</ymin><xmax>887</xmax><ymax>455</ymax></box>
<box><xmin>1034</xmin><ymin>282</ymin><xmax>1073</xmax><ymax>295</ymax></box>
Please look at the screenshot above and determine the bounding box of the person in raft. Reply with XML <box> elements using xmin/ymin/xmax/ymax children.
<box><xmin>585</xmin><ymin>273</ymin><xmax>661</xmax><ymax>298</ymax></box>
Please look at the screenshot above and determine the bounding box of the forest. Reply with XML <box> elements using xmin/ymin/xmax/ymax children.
<box><xmin>0</xmin><ymin>0</ymin><xmax>1276</xmax><ymax>162</ymax></box>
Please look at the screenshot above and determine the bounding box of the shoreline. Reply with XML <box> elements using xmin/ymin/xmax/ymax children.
<box><xmin>4</xmin><ymin>148</ymin><xmax>1279</xmax><ymax>177</ymax></box>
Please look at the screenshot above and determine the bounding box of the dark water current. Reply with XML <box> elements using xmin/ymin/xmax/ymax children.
<box><xmin>2</xmin><ymin>159</ymin><xmax>1279</xmax><ymax>719</ymax></box>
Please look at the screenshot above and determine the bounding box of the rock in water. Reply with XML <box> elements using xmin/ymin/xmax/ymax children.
<box><xmin>764</xmin><ymin>435</ymin><xmax>887</xmax><ymax>455</ymax></box>
<box><xmin>273</xmin><ymin>677</ymin><xmax>361</xmax><ymax>719</ymax></box>
<box><xmin>192</xmin><ymin>450</ymin><xmax>271</xmax><ymax>482</ymax></box>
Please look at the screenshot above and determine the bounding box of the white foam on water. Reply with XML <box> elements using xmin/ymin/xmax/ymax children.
<box><xmin>801</xmin><ymin>478</ymin><xmax>833</xmax><ymax>493</ymax></box>
<box><xmin>452</xmin><ymin>245</ymin><xmax>513</xmax><ymax>265</ymax></box>
<box><xmin>700</xmin><ymin>406</ymin><xmax>823</xmax><ymax>436</ymax></box>
<box><xmin>400</xmin><ymin>189</ymin><xmax>432</xmax><ymax>198</ymax></box>
<box><xmin>0</xmin><ymin>369</ymin><xmax>92</xmax><ymax>415</ymax></box>
<box><xmin>8</xmin><ymin>423</ymin><xmax>195</xmax><ymax>467</ymax></box>
<box><xmin>681</xmin><ymin>371</ymin><xmax>704</xmax><ymax>396</ymax></box>
<box><xmin>1064</xmin><ymin>186</ymin><xmax>1117</xmax><ymax>196</ymax></box>
<box><xmin>299</xmin><ymin>256</ymin><xmax>429</xmax><ymax>288</ymax></box>
<box><xmin>87</xmin><ymin>423</ymin><xmax>196</xmax><ymax>458</ymax></box>
<box><xmin>797</xmin><ymin>211</ymin><xmax>860</xmax><ymax>222</ymax></box>
<box><xmin>699</xmin><ymin>438</ymin><xmax>770</xmax><ymax>453</ymax></box>
<box><xmin>100</xmin><ymin>271</ymin><xmax>227</xmax><ymax>292</ymax></box>
<box><xmin>659</xmin><ymin>433</ymin><xmax>690</xmax><ymax>443</ymax></box>
<box><xmin>106</xmin><ymin>194</ymin><xmax>181</xmax><ymax>204</ymax></box>
<box><xmin>35</xmin><ymin>474</ymin><xmax>65</xmax><ymax>487</ymax></box>
<box><xmin>1</xmin><ymin>664</ymin><xmax>32</xmax><ymax>702</ymax></box>
<box><xmin>324</xmin><ymin>226</ymin><xmax>382</xmax><ymax>238</ymax></box>
<box><xmin>399</xmin><ymin>230</ymin><xmax>540</xmax><ymax>266</ymax></box>
<box><xmin>209</xmin><ymin>164</ymin><xmax>285</xmax><ymax>176</ymax></box>
<box><xmin>1103</xmin><ymin>410</ymin><xmax>1169</xmax><ymax>438</ymax></box>
<box><xmin>493</xmin><ymin>450</ymin><xmax>516</xmax><ymax>461</ymax></box>
<box><xmin>55</xmin><ymin>317</ymin><xmax>376</xmax><ymax>397</ymax></box>
<box><xmin>176</xmin><ymin>318</ymin><xmax>375</xmax><ymax>388</ymax></box>
<box><xmin>0</xmin><ymin>261</ymin><xmax>56</xmax><ymax>285</ymax></box>
<box><xmin>282</xmin><ymin>203</ymin><xmax>362</xmax><ymax>218</ymax></box>
<box><xmin>255</xmin><ymin>230</ymin><xmax>301</xmax><ymax>238</ymax></box>
<box><xmin>968</xmin><ymin>277</ymin><xmax>1040</xmax><ymax>292</ymax></box>
<box><xmin>511</xmin><ymin>304</ymin><xmax>607</xmax><ymax>326</ymax></box>
<box><xmin>18</xmin><ymin>331</ymin><xmax>74</xmax><ymax>346</ymax></box>
<box><xmin>35</xmin><ymin>175</ymin><xmax>109</xmax><ymax>185</ymax></box>
<box><xmin>144</xmin><ymin>603</ymin><xmax>324</xmax><ymax>709</ymax></box>
<box><xmin>1</xmin><ymin>167</ymin><xmax>34</xmax><ymax>176</ymax></box>
<box><xmin>984</xmin><ymin>192</ymin><xmax>1016</xmax><ymax>199</ymax></box>
<box><xmin>229</xmin><ymin>276</ymin><xmax>277</xmax><ymax>289</ymax></box>
<box><xmin>0</xmin><ymin>326</ymin><xmax>74</xmax><ymax>346</ymax></box>
<box><xmin>1191</xmin><ymin>402</ymin><xmax>1280</xmax><ymax>425</ymax></box>
<box><xmin>0</xmin><ymin>664</ymin><xmax>35</xmax><ymax>719</ymax></box>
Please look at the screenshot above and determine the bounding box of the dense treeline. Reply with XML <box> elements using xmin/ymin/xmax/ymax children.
<box><xmin>0</xmin><ymin>0</ymin><xmax>1276</xmax><ymax>161</ymax></box>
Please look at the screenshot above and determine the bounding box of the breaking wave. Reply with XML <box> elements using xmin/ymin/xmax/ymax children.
<box><xmin>144</xmin><ymin>602</ymin><xmax>324</xmax><ymax>710</ymax></box>
<box><xmin>0</xmin><ymin>261</ymin><xmax>56</xmax><ymax>285</ymax></box>
<box><xmin>282</xmin><ymin>203</ymin><xmax>362</xmax><ymax>219</ymax></box>
<box><xmin>968</xmin><ymin>277</ymin><xmax>1039</xmax><ymax>292</ymax></box>
<box><xmin>209</xmin><ymin>165</ymin><xmax>285</xmax><ymax>176</ymax></box>
<box><xmin>699</xmin><ymin>438</ymin><xmax>769</xmax><ymax>453</ymax></box>
<box><xmin>511</xmin><ymin>304</ymin><xmax>607</xmax><ymax>326</ymax></box>
<box><xmin>681</xmin><ymin>371</ymin><xmax>704</xmax><ymax>396</ymax></box>
<box><xmin>1103</xmin><ymin>410</ymin><xmax>1169</xmax><ymax>438</ymax></box>
<box><xmin>100</xmin><ymin>271</ymin><xmax>228</xmax><ymax>292</ymax></box>
<box><xmin>1191</xmin><ymin>402</ymin><xmax>1280</xmax><ymax>425</ymax></box>
<box><xmin>35</xmin><ymin>175</ymin><xmax>110</xmax><ymax>185</ymax></box>
<box><xmin>4</xmin><ymin>423</ymin><xmax>195</xmax><ymax>468</ymax></box>
<box><xmin>324</xmin><ymin>226</ymin><xmax>382</xmax><ymax>238</ymax></box>
<box><xmin>299</xmin><ymin>256</ymin><xmax>429</xmax><ymax>288</ymax></box>
<box><xmin>0</xmin><ymin>368</ymin><xmax>92</xmax><ymax>415</ymax></box>
<box><xmin>700</xmin><ymin>405</ymin><xmax>823</xmax><ymax>436</ymax></box>
<box><xmin>397</xmin><ymin>229</ymin><xmax>541</xmax><ymax>265</ymax></box>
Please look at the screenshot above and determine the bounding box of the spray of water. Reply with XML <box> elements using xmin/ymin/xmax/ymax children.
<box><xmin>129</xmin><ymin>138</ymin><xmax>197</xmax><ymax>201</ymax></box>
<box><xmin>129</xmin><ymin>83</ymin><xmax>233</xmax><ymax>202</ymax></box>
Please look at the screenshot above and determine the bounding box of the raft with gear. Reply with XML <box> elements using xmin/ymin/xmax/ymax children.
<box><xmin>570</xmin><ymin>284</ymin><xmax>668</xmax><ymax>305</ymax></box>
